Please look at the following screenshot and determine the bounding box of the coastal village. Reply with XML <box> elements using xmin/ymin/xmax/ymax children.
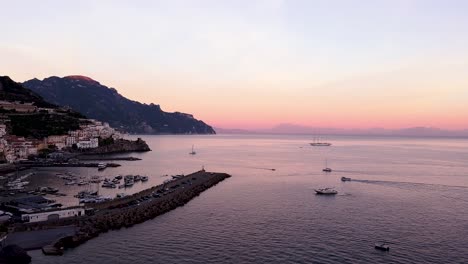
<box><xmin>0</xmin><ymin>100</ymin><xmax>123</xmax><ymax>164</ymax></box>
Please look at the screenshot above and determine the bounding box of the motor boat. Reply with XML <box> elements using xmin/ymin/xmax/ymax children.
<box><xmin>315</xmin><ymin>188</ymin><xmax>338</xmax><ymax>195</ymax></box>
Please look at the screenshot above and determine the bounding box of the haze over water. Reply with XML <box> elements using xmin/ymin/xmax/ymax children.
<box><xmin>30</xmin><ymin>134</ymin><xmax>468</xmax><ymax>263</ymax></box>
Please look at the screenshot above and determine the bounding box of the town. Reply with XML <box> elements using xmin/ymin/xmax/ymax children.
<box><xmin>0</xmin><ymin>100</ymin><xmax>123</xmax><ymax>164</ymax></box>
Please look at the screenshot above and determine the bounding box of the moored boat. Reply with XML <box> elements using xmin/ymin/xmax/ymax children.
<box><xmin>315</xmin><ymin>188</ymin><xmax>338</xmax><ymax>195</ymax></box>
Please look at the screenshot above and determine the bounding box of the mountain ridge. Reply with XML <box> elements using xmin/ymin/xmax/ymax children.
<box><xmin>217</xmin><ymin>123</ymin><xmax>468</xmax><ymax>138</ymax></box>
<box><xmin>23</xmin><ymin>76</ymin><xmax>216</xmax><ymax>134</ymax></box>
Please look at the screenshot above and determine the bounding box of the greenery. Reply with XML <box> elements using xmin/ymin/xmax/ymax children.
<box><xmin>9</xmin><ymin>113</ymin><xmax>86</xmax><ymax>139</ymax></box>
<box><xmin>99</xmin><ymin>137</ymin><xmax>115</xmax><ymax>146</ymax></box>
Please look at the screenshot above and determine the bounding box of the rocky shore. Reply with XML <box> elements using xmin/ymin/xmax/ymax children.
<box><xmin>73</xmin><ymin>138</ymin><xmax>151</xmax><ymax>155</ymax></box>
<box><xmin>36</xmin><ymin>171</ymin><xmax>230</xmax><ymax>255</ymax></box>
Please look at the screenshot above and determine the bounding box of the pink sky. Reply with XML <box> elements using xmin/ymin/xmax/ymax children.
<box><xmin>2</xmin><ymin>1</ymin><xmax>468</xmax><ymax>131</ymax></box>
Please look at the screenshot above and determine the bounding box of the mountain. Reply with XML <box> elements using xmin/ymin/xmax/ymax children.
<box><xmin>0</xmin><ymin>76</ymin><xmax>55</xmax><ymax>108</ymax></box>
<box><xmin>23</xmin><ymin>76</ymin><xmax>216</xmax><ymax>134</ymax></box>
<box><xmin>218</xmin><ymin>123</ymin><xmax>468</xmax><ymax>138</ymax></box>
<box><xmin>0</xmin><ymin>76</ymin><xmax>89</xmax><ymax>139</ymax></box>
<box><xmin>214</xmin><ymin>127</ymin><xmax>255</xmax><ymax>134</ymax></box>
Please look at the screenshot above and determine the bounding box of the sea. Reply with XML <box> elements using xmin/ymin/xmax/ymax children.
<box><xmin>27</xmin><ymin>134</ymin><xmax>468</xmax><ymax>263</ymax></box>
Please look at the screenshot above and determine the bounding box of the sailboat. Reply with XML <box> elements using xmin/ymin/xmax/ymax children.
<box><xmin>310</xmin><ymin>136</ymin><xmax>331</xmax><ymax>146</ymax></box>
<box><xmin>189</xmin><ymin>145</ymin><xmax>196</xmax><ymax>155</ymax></box>
<box><xmin>322</xmin><ymin>159</ymin><xmax>332</xmax><ymax>172</ymax></box>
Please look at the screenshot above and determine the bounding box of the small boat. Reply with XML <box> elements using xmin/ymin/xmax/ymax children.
<box><xmin>141</xmin><ymin>176</ymin><xmax>148</xmax><ymax>182</ymax></box>
<box><xmin>124</xmin><ymin>180</ymin><xmax>134</xmax><ymax>187</ymax></box>
<box><xmin>118</xmin><ymin>184</ymin><xmax>125</xmax><ymax>189</ymax></box>
<box><xmin>133</xmin><ymin>175</ymin><xmax>141</xmax><ymax>182</ymax></box>
<box><xmin>341</xmin><ymin>177</ymin><xmax>351</xmax><ymax>182</ymax></box>
<box><xmin>189</xmin><ymin>145</ymin><xmax>196</xmax><ymax>155</ymax></box>
<box><xmin>101</xmin><ymin>182</ymin><xmax>116</xmax><ymax>188</ymax></box>
<box><xmin>322</xmin><ymin>159</ymin><xmax>332</xmax><ymax>172</ymax></box>
<box><xmin>374</xmin><ymin>242</ymin><xmax>390</xmax><ymax>251</ymax></box>
<box><xmin>77</xmin><ymin>181</ymin><xmax>88</xmax><ymax>186</ymax></box>
<box><xmin>116</xmin><ymin>193</ymin><xmax>127</xmax><ymax>198</ymax></box>
<box><xmin>315</xmin><ymin>188</ymin><xmax>338</xmax><ymax>195</ymax></box>
<box><xmin>98</xmin><ymin>163</ymin><xmax>106</xmax><ymax>170</ymax></box>
<box><xmin>115</xmin><ymin>175</ymin><xmax>123</xmax><ymax>180</ymax></box>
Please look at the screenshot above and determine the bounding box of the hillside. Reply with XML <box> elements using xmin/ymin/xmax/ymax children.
<box><xmin>0</xmin><ymin>76</ymin><xmax>89</xmax><ymax>139</ymax></box>
<box><xmin>0</xmin><ymin>76</ymin><xmax>55</xmax><ymax>108</ymax></box>
<box><xmin>23</xmin><ymin>76</ymin><xmax>216</xmax><ymax>134</ymax></box>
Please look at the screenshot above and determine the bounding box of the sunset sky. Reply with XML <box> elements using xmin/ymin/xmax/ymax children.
<box><xmin>1</xmin><ymin>0</ymin><xmax>468</xmax><ymax>130</ymax></box>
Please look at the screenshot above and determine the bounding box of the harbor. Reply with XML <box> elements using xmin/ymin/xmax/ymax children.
<box><xmin>1</xmin><ymin>170</ymin><xmax>231</xmax><ymax>256</ymax></box>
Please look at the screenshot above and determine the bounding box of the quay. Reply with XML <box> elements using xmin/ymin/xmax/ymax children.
<box><xmin>6</xmin><ymin>170</ymin><xmax>231</xmax><ymax>256</ymax></box>
<box><xmin>19</xmin><ymin>162</ymin><xmax>121</xmax><ymax>168</ymax></box>
<box><xmin>77</xmin><ymin>156</ymin><xmax>141</xmax><ymax>161</ymax></box>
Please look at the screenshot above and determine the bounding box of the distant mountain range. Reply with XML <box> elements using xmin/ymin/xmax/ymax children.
<box><xmin>217</xmin><ymin>123</ymin><xmax>468</xmax><ymax>138</ymax></box>
<box><xmin>23</xmin><ymin>76</ymin><xmax>215</xmax><ymax>134</ymax></box>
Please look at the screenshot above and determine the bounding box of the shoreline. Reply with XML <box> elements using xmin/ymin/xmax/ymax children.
<box><xmin>7</xmin><ymin>170</ymin><xmax>231</xmax><ymax>256</ymax></box>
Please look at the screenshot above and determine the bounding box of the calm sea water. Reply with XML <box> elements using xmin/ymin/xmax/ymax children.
<box><xmin>29</xmin><ymin>134</ymin><xmax>468</xmax><ymax>263</ymax></box>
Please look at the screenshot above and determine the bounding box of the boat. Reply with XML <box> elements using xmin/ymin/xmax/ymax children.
<box><xmin>115</xmin><ymin>175</ymin><xmax>123</xmax><ymax>180</ymax></box>
<box><xmin>374</xmin><ymin>242</ymin><xmax>390</xmax><ymax>251</ymax></box>
<box><xmin>310</xmin><ymin>136</ymin><xmax>331</xmax><ymax>146</ymax></box>
<box><xmin>189</xmin><ymin>145</ymin><xmax>196</xmax><ymax>155</ymax></box>
<box><xmin>315</xmin><ymin>188</ymin><xmax>338</xmax><ymax>195</ymax></box>
<box><xmin>124</xmin><ymin>180</ymin><xmax>134</xmax><ymax>187</ymax></box>
<box><xmin>341</xmin><ymin>177</ymin><xmax>351</xmax><ymax>182</ymax></box>
<box><xmin>101</xmin><ymin>182</ymin><xmax>116</xmax><ymax>188</ymax></box>
<box><xmin>141</xmin><ymin>176</ymin><xmax>148</xmax><ymax>182</ymax></box>
<box><xmin>322</xmin><ymin>160</ymin><xmax>332</xmax><ymax>172</ymax></box>
<box><xmin>118</xmin><ymin>184</ymin><xmax>125</xmax><ymax>189</ymax></box>
<box><xmin>116</xmin><ymin>193</ymin><xmax>127</xmax><ymax>198</ymax></box>
<box><xmin>98</xmin><ymin>163</ymin><xmax>106</xmax><ymax>170</ymax></box>
<box><xmin>77</xmin><ymin>180</ymin><xmax>88</xmax><ymax>186</ymax></box>
<box><xmin>133</xmin><ymin>175</ymin><xmax>141</xmax><ymax>182</ymax></box>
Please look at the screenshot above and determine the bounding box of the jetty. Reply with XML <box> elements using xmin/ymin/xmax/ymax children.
<box><xmin>7</xmin><ymin>170</ymin><xmax>230</xmax><ymax>256</ymax></box>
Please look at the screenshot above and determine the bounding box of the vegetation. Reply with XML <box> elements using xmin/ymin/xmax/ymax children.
<box><xmin>8</xmin><ymin>113</ymin><xmax>88</xmax><ymax>139</ymax></box>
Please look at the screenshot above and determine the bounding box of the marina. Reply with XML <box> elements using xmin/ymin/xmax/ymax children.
<box><xmin>7</xmin><ymin>170</ymin><xmax>231</xmax><ymax>255</ymax></box>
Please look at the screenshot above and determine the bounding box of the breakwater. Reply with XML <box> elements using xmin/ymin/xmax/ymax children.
<box><xmin>40</xmin><ymin>170</ymin><xmax>230</xmax><ymax>255</ymax></box>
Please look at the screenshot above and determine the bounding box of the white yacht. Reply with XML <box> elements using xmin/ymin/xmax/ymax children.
<box><xmin>310</xmin><ymin>137</ymin><xmax>332</xmax><ymax>146</ymax></box>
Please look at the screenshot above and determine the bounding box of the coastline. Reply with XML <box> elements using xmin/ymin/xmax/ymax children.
<box><xmin>8</xmin><ymin>170</ymin><xmax>231</xmax><ymax>256</ymax></box>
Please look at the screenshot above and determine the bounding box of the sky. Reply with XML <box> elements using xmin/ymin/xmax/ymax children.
<box><xmin>1</xmin><ymin>0</ymin><xmax>468</xmax><ymax>130</ymax></box>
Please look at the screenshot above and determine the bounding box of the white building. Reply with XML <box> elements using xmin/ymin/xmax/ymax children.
<box><xmin>77</xmin><ymin>138</ymin><xmax>99</xmax><ymax>149</ymax></box>
<box><xmin>66</xmin><ymin>136</ymin><xmax>77</xmax><ymax>147</ymax></box>
<box><xmin>0</xmin><ymin>124</ymin><xmax>6</xmax><ymax>138</ymax></box>
<box><xmin>21</xmin><ymin>207</ymin><xmax>85</xmax><ymax>223</ymax></box>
